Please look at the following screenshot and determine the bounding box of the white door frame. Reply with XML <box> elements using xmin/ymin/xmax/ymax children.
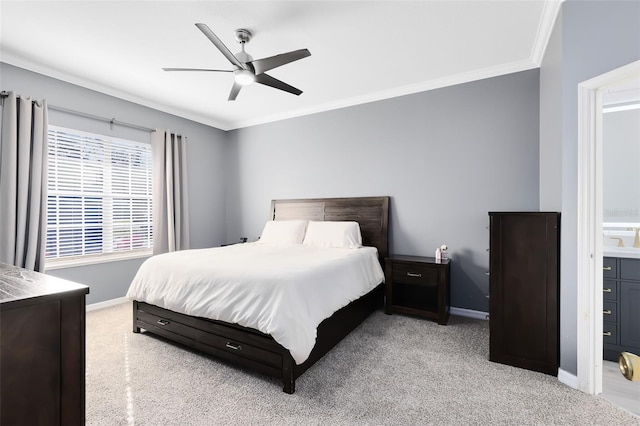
<box><xmin>576</xmin><ymin>60</ymin><xmax>640</xmax><ymax>394</ymax></box>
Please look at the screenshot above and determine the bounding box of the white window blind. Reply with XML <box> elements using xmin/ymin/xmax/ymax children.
<box><xmin>46</xmin><ymin>126</ymin><xmax>153</xmax><ymax>264</ymax></box>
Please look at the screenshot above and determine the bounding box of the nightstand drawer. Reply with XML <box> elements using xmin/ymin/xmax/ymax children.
<box><xmin>385</xmin><ymin>256</ymin><xmax>451</xmax><ymax>325</ymax></box>
<box><xmin>603</xmin><ymin>301</ymin><xmax>617</xmax><ymax>322</ymax></box>
<box><xmin>392</xmin><ymin>263</ymin><xmax>438</xmax><ymax>285</ymax></box>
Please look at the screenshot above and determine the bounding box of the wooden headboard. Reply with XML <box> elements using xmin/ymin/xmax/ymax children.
<box><xmin>270</xmin><ymin>196</ymin><xmax>389</xmax><ymax>260</ymax></box>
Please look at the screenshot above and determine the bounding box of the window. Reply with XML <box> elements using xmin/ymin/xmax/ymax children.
<box><xmin>46</xmin><ymin>126</ymin><xmax>153</xmax><ymax>266</ymax></box>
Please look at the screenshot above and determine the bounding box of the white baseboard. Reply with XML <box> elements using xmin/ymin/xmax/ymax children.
<box><xmin>450</xmin><ymin>308</ymin><xmax>578</xmax><ymax>391</ymax></box>
<box><xmin>557</xmin><ymin>368</ymin><xmax>578</xmax><ymax>389</ymax></box>
<box><xmin>450</xmin><ymin>307</ymin><xmax>489</xmax><ymax>320</ymax></box>
<box><xmin>86</xmin><ymin>297</ymin><xmax>128</xmax><ymax>312</ymax></box>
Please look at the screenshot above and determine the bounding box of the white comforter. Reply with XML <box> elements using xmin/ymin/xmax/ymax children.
<box><xmin>126</xmin><ymin>243</ymin><xmax>384</xmax><ymax>364</ymax></box>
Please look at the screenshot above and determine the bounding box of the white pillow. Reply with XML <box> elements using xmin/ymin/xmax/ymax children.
<box><xmin>257</xmin><ymin>220</ymin><xmax>308</xmax><ymax>244</ymax></box>
<box><xmin>302</xmin><ymin>221</ymin><xmax>363</xmax><ymax>249</ymax></box>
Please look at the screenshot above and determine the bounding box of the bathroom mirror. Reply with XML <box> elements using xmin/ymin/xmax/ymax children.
<box><xmin>602</xmin><ymin>85</ymin><xmax>640</xmax><ymax>250</ymax></box>
<box><xmin>603</xmin><ymin>92</ymin><xmax>640</xmax><ymax>225</ymax></box>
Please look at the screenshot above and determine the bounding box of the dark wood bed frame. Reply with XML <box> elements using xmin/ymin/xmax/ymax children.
<box><xmin>132</xmin><ymin>196</ymin><xmax>389</xmax><ymax>393</ymax></box>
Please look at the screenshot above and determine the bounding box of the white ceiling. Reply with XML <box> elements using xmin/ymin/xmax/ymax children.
<box><xmin>0</xmin><ymin>1</ymin><xmax>562</xmax><ymax>131</ymax></box>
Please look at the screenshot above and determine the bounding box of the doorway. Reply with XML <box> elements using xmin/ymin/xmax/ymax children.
<box><xmin>600</xmin><ymin>78</ymin><xmax>640</xmax><ymax>416</ymax></box>
<box><xmin>576</xmin><ymin>60</ymin><xmax>640</xmax><ymax>399</ymax></box>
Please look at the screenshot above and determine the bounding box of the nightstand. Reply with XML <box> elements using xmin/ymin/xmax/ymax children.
<box><xmin>221</xmin><ymin>239</ymin><xmax>248</xmax><ymax>247</ymax></box>
<box><xmin>385</xmin><ymin>255</ymin><xmax>451</xmax><ymax>325</ymax></box>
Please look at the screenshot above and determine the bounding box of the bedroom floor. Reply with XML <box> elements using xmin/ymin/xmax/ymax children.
<box><xmin>600</xmin><ymin>360</ymin><xmax>640</xmax><ymax>417</ymax></box>
<box><xmin>85</xmin><ymin>303</ymin><xmax>640</xmax><ymax>425</ymax></box>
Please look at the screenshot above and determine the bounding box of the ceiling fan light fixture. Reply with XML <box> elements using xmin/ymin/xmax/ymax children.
<box><xmin>234</xmin><ymin>69</ymin><xmax>255</xmax><ymax>86</ymax></box>
<box><xmin>165</xmin><ymin>24</ymin><xmax>310</xmax><ymax>100</ymax></box>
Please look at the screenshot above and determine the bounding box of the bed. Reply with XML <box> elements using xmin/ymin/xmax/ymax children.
<box><xmin>129</xmin><ymin>196</ymin><xmax>389</xmax><ymax>393</ymax></box>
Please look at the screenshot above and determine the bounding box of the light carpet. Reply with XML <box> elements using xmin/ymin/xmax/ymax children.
<box><xmin>86</xmin><ymin>303</ymin><xmax>640</xmax><ymax>425</ymax></box>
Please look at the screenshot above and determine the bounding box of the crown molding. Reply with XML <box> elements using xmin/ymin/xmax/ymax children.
<box><xmin>229</xmin><ymin>58</ymin><xmax>538</xmax><ymax>130</ymax></box>
<box><xmin>530</xmin><ymin>0</ymin><xmax>564</xmax><ymax>66</ymax></box>
<box><xmin>3</xmin><ymin>0</ymin><xmax>561</xmax><ymax>133</ymax></box>
<box><xmin>0</xmin><ymin>54</ymin><xmax>234</xmax><ymax>131</ymax></box>
<box><xmin>3</xmin><ymin>53</ymin><xmax>539</xmax><ymax>132</ymax></box>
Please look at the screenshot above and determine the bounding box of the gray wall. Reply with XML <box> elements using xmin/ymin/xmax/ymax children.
<box><xmin>1</xmin><ymin>61</ymin><xmax>539</xmax><ymax>312</ymax></box>
<box><xmin>226</xmin><ymin>69</ymin><xmax>541</xmax><ymax>313</ymax></box>
<box><xmin>1</xmin><ymin>63</ymin><xmax>229</xmax><ymax>304</ymax></box>
<box><xmin>539</xmin><ymin>0</ymin><xmax>640</xmax><ymax>375</ymax></box>
<box><xmin>539</xmin><ymin>6</ymin><xmax>563</xmax><ymax>212</ymax></box>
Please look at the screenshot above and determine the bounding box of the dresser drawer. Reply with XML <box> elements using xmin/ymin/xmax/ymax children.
<box><xmin>136</xmin><ymin>309</ymin><xmax>197</xmax><ymax>344</ymax></box>
<box><xmin>603</xmin><ymin>258</ymin><xmax>617</xmax><ymax>278</ymax></box>
<box><xmin>195</xmin><ymin>330</ymin><xmax>282</xmax><ymax>369</ymax></box>
<box><xmin>603</xmin><ymin>280</ymin><xmax>617</xmax><ymax>301</ymax></box>
<box><xmin>620</xmin><ymin>258</ymin><xmax>640</xmax><ymax>281</ymax></box>
<box><xmin>392</xmin><ymin>262</ymin><xmax>438</xmax><ymax>285</ymax></box>
<box><xmin>603</xmin><ymin>323</ymin><xmax>618</xmax><ymax>345</ymax></box>
<box><xmin>603</xmin><ymin>301</ymin><xmax>617</xmax><ymax>322</ymax></box>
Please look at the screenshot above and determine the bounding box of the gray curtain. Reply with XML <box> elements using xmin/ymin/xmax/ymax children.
<box><xmin>152</xmin><ymin>130</ymin><xmax>190</xmax><ymax>254</ymax></box>
<box><xmin>0</xmin><ymin>92</ymin><xmax>49</xmax><ymax>271</ymax></box>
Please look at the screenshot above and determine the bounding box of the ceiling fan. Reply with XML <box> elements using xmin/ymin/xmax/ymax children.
<box><xmin>163</xmin><ymin>23</ymin><xmax>311</xmax><ymax>101</ymax></box>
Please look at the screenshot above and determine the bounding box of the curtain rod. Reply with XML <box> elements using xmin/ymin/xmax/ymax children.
<box><xmin>0</xmin><ymin>91</ymin><xmax>156</xmax><ymax>133</ymax></box>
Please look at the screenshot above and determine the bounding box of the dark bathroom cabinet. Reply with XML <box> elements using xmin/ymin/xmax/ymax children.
<box><xmin>603</xmin><ymin>256</ymin><xmax>640</xmax><ymax>361</ymax></box>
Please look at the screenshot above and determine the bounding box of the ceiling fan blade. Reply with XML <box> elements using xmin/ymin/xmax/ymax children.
<box><xmin>162</xmin><ymin>67</ymin><xmax>232</xmax><ymax>72</ymax></box>
<box><xmin>249</xmin><ymin>49</ymin><xmax>311</xmax><ymax>75</ymax></box>
<box><xmin>228</xmin><ymin>81</ymin><xmax>242</xmax><ymax>101</ymax></box>
<box><xmin>195</xmin><ymin>23</ymin><xmax>245</xmax><ymax>70</ymax></box>
<box><xmin>255</xmin><ymin>73</ymin><xmax>303</xmax><ymax>96</ymax></box>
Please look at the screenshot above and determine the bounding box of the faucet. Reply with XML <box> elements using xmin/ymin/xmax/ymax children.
<box><xmin>610</xmin><ymin>237</ymin><xmax>625</xmax><ymax>247</ymax></box>
<box><xmin>627</xmin><ymin>227</ymin><xmax>640</xmax><ymax>248</ymax></box>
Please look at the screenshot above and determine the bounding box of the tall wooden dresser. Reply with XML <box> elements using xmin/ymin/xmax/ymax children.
<box><xmin>488</xmin><ymin>212</ymin><xmax>560</xmax><ymax>375</ymax></box>
<box><xmin>0</xmin><ymin>262</ymin><xmax>89</xmax><ymax>425</ymax></box>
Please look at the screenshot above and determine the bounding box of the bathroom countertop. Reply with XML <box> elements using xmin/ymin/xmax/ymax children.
<box><xmin>603</xmin><ymin>247</ymin><xmax>640</xmax><ymax>259</ymax></box>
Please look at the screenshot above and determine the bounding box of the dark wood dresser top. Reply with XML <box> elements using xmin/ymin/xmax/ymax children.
<box><xmin>1</xmin><ymin>262</ymin><xmax>89</xmax><ymax>425</ymax></box>
<box><xmin>0</xmin><ymin>262</ymin><xmax>89</xmax><ymax>308</ymax></box>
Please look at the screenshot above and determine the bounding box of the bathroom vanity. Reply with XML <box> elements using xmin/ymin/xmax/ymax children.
<box><xmin>603</xmin><ymin>255</ymin><xmax>640</xmax><ymax>362</ymax></box>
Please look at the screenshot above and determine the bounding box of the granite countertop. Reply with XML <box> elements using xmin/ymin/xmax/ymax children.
<box><xmin>603</xmin><ymin>247</ymin><xmax>640</xmax><ymax>259</ymax></box>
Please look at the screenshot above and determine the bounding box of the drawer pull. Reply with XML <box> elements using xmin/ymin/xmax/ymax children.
<box><xmin>156</xmin><ymin>319</ymin><xmax>170</xmax><ymax>326</ymax></box>
<box><xmin>603</xmin><ymin>331</ymin><xmax>612</xmax><ymax>337</ymax></box>
<box><xmin>603</xmin><ymin>266</ymin><xmax>612</xmax><ymax>271</ymax></box>
<box><xmin>603</xmin><ymin>309</ymin><xmax>612</xmax><ymax>315</ymax></box>
<box><xmin>225</xmin><ymin>342</ymin><xmax>242</xmax><ymax>351</ymax></box>
<box><xmin>603</xmin><ymin>288</ymin><xmax>612</xmax><ymax>293</ymax></box>
<box><xmin>406</xmin><ymin>272</ymin><xmax>422</xmax><ymax>278</ymax></box>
